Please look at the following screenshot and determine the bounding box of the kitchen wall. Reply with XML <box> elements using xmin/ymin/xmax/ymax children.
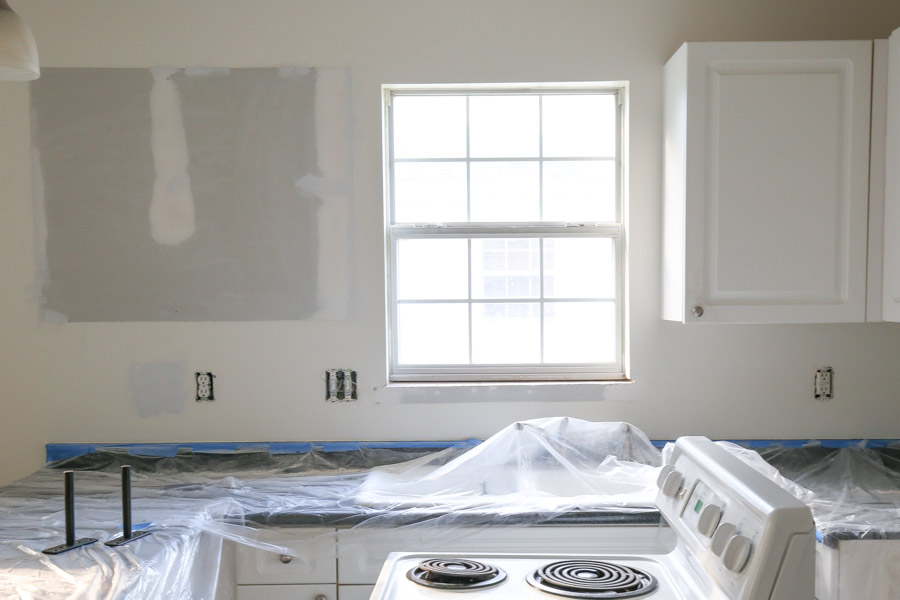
<box><xmin>1</xmin><ymin>0</ymin><xmax>900</xmax><ymax>485</ymax></box>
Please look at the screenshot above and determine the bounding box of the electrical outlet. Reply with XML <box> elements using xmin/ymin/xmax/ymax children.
<box><xmin>341</xmin><ymin>369</ymin><xmax>357</xmax><ymax>401</ymax></box>
<box><xmin>326</xmin><ymin>369</ymin><xmax>339</xmax><ymax>401</ymax></box>
<box><xmin>814</xmin><ymin>367</ymin><xmax>833</xmax><ymax>400</ymax></box>
<box><xmin>196</xmin><ymin>372</ymin><xmax>215</xmax><ymax>402</ymax></box>
<box><xmin>326</xmin><ymin>369</ymin><xmax>357</xmax><ymax>402</ymax></box>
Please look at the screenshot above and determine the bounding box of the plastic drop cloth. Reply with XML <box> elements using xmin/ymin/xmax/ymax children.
<box><xmin>754</xmin><ymin>443</ymin><xmax>900</xmax><ymax>545</ymax></box>
<box><xmin>694</xmin><ymin>442</ymin><xmax>900</xmax><ymax>600</ymax></box>
<box><xmin>0</xmin><ymin>418</ymin><xmax>664</xmax><ymax>600</ymax></box>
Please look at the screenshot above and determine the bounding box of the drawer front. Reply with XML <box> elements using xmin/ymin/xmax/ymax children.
<box><xmin>337</xmin><ymin>585</ymin><xmax>375</xmax><ymax>600</ymax></box>
<box><xmin>236</xmin><ymin>527</ymin><xmax>337</xmax><ymax>585</ymax></box>
<box><xmin>336</xmin><ymin>526</ymin><xmax>673</xmax><ymax>584</ymax></box>
<box><xmin>236</xmin><ymin>584</ymin><xmax>336</xmax><ymax>600</ymax></box>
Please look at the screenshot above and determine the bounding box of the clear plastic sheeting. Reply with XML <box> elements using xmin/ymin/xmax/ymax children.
<box><xmin>753</xmin><ymin>443</ymin><xmax>900</xmax><ymax>545</ymax></box>
<box><xmin>680</xmin><ymin>440</ymin><xmax>900</xmax><ymax>542</ymax></box>
<box><xmin>356</xmin><ymin>419</ymin><xmax>661</xmax><ymax>510</ymax></box>
<box><xmin>0</xmin><ymin>418</ymin><xmax>664</xmax><ymax>599</ymax></box>
<box><xmin>704</xmin><ymin>442</ymin><xmax>900</xmax><ymax>600</ymax></box>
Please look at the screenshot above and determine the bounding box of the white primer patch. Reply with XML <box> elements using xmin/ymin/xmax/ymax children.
<box><xmin>278</xmin><ymin>65</ymin><xmax>311</xmax><ymax>79</ymax></box>
<box><xmin>184</xmin><ymin>67</ymin><xmax>230</xmax><ymax>77</ymax></box>
<box><xmin>31</xmin><ymin>145</ymin><xmax>51</xmax><ymax>308</ymax></box>
<box><xmin>129</xmin><ymin>361</ymin><xmax>188</xmax><ymax>417</ymax></box>
<box><xmin>311</xmin><ymin>69</ymin><xmax>353</xmax><ymax>320</ymax></box>
<box><xmin>295</xmin><ymin>174</ymin><xmax>349</xmax><ymax>198</ymax></box>
<box><xmin>39</xmin><ymin>308</ymin><xmax>69</xmax><ymax>325</ymax></box>
<box><xmin>150</xmin><ymin>67</ymin><xmax>196</xmax><ymax>246</ymax></box>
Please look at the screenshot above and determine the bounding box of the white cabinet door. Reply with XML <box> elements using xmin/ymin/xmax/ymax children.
<box><xmin>663</xmin><ymin>41</ymin><xmax>872</xmax><ymax>323</ymax></box>
<box><xmin>883</xmin><ymin>28</ymin><xmax>900</xmax><ymax>321</ymax></box>
<box><xmin>236</xmin><ymin>584</ymin><xmax>336</xmax><ymax>600</ymax></box>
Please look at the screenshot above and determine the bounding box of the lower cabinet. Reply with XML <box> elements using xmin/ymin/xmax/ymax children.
<box><xmin>221</xmin><ymin>524</ymin><xmax>671</xmax><ymax>599</ymax></box>
<box><xmin>236</xmin><ymin>584</ymin><xmax>336</xmax><ymax>600</ymax></box>
<box><xmin>336</xmin><ymin>525</ymin><xmax>674</xmax><ymax>584</ymax></box>
<box><xmin>337</xmin><ymin>585</ymin><xmax>376</xmax><ymax>600</ymax></box>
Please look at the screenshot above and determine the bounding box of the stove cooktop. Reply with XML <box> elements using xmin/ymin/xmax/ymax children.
<box><xmin>372</xmin><ymin>553</ymin><xmax>702</xmax><ymax>600</ymax></box>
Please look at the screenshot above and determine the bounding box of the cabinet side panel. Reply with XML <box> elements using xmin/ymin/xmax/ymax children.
<box><xmin>663</xmin><ymin>44</ymin><xmax>688</xmax><ymax>322</ymax></box>
<box><xmin>868</xmin><ymin>40</ymin><xmax>888</xmax><ymax>322</ymax></box>
<box><xmin>883</xmin><ymin>30</ymin><xmax>900</xmax><ymax>321</ymax></box>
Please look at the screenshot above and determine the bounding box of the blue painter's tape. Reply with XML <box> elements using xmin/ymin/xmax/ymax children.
<box><xmin>126</xmin><ymin>445</ymin><xmax>181</xmax><ymax>457</ymax></box>
<box><xmin>359</xmin><ymin>439</ymin><xmax>482</xmax><ymax>450</ymax></box>
<box><xmin>48</xmin><ymin>438</ymin><xmax>900</xmax><ymax>463</ymax></box>
<box><xmin>46</xmin><ymin>444</ymin><xmax>98</xmax><ymax>462</ymax></box>
<box><xmin>312</xmin><ymin>442</ymin><xmax>361</xmax><ymax>453</ymax></box>
<box><xmin>188</xmin><ymin>443</ymin><xmax>242</xmax><ymax>454</ymax></box>
<box><xmin>268</xmin><ymin>442</ymin><xmax>315</xmax><ymax>455</ymax></box>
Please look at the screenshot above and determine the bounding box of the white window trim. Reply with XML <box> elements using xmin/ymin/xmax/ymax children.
<box><xmin>383</xmin><ymin>83</ymin><xmax>629</xmax><ymax>383</ymax></box>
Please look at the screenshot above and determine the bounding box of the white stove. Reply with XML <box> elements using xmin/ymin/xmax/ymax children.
<box><xmin>370</xmin><ymin>437</ymin><xmax>816</xmax><ymax>600</ymax></box>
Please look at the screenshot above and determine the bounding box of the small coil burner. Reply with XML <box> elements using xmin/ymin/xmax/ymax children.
<box><xmin>527</xmin><ymin>560</ymin><xmax>658</xmax><ymax>598</ymax></box>
<box><xmin>407</xmin><ymin>558</ymin><xmax>508</xmax><ymax>590</ymax></box>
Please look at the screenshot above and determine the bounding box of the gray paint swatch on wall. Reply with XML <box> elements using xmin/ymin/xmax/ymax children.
<box><xmin>31</xmin><ymin>67</ymin><xmax>352</xmax><ymax>322</ymax></box>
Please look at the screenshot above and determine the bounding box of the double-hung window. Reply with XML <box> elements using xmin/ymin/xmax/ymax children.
<box><xmin>384</xmin><ymin>84</ymin><xmax>627</xmax><ymax>382</ymax></box>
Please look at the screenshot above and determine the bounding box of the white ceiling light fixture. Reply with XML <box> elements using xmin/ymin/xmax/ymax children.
<box><xmin>0</xmin><ymin>0</ymin><xmax>38</xmax><ymax>81</ymax></box>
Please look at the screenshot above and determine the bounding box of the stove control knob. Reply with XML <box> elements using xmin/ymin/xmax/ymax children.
<box><xmin>711</xmin><ymin>522</ymin><xmax>737</xmax><ymax>556</ymax></box>
<box><xmin>661</xmin><ymin>470</ymin><xmax>684</xmax><ymax>497</ymax></box>
<box><xmin>722</xmin><ymin>534</ymin><xmax>752</xmax><ymax>573</ymax></box>
<box><xmin>656</xmin><ymin>465</ymin><xmax>674</xmax><ymax>488</ymax></box>
<box><xmin>697</xmin><ymin>504</ymin><xmax>722</xmax><ymax>537</ymax></box>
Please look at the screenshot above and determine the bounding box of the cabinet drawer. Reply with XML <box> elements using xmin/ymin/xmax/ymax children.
<box><xmin>337</xmin><ymin>585</ymin><xmax>375</xmax><ymax>600</ymax></box>
<box><xmin>336</xmin><ymin>525</ymin><xmax>672</xmax><ymax>584</ymax></box>
<box><xmin>236</xmin><ymin>584</ymin><xmax>336</xmax><ymax>600</ymax></box>
<box><xmin>236</xmin><ymin>528</ymin><xmax>336</xmax><ymax>585</ymax></box>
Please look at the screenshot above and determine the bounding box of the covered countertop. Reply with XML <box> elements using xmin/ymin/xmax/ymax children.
<box><xmin>0</xmin><ymin>419</ymin><xmax>665</xmax><ymax>598</ymax></box>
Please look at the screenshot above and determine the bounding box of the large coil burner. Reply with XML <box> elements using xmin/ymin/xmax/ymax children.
<box><xmin>527</xmin><ymin>560</ymin><xmax>659</xmax><ymax>598</ymax></box>
<box><xmin>407</xmin><ymin>558</ymin><xmax>508</xmax><ymax>590</ymax></box>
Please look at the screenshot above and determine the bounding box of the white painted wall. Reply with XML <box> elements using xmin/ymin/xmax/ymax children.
<box><xmin>1</xmin><ymin>0</ymin><xmax>900</xmax><ymax>485</ymax></box>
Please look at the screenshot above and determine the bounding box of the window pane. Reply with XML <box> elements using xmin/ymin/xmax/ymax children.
<box><xmin>469</xmin><ymin>96</ymin><xmax>539</xmax><ymax>158</ymax></box>
<box><xmin>470</xmin><ymin>162</ymin><xmax>540</xmax><ymax>221</ymax></box>
<box><xmin>395</xmin><ymin>162</ymin><xmax>467</xmax><ymax>222</ymax></box>
<box><xmin>398</xmin><ymin>303</ymin><xmax>469</xmax><ymax>364</ymax></box>
<box><xmin>544</xmin><ymin>238</ymin><xmax>616</xmax><ymax>299</ymax></box>
<box><xmin>542</xmin><ymin>161</ymin><xmax>616</xmax><ymax>222</ymax></box>
<box><xmin>393</xmin><ymin>96</ymin><xmax>467</xmax><ymax>159</ymax></box>
<box><xmin>542</xmin><ymin>94</ymin><xmax>617</xmax><ymax>158</ymax></box>
<box><xmin>397</xmin><ymin>239</ymin><xmax>468</xmax><ymax>300</ymax></box>
<box><xmin>544</xmin><ymin>301</ymin><xmax>616</xmax><ymax>363</ymax></box>
<box><xmin>472</xmin><ymin>303</ymin><xmax>540</xmax><ymax>363</ymax></box>
<box><xmin>472</xmin><ymin>238</ymin><xmax>540</xmax><ymax>299</ymax></box>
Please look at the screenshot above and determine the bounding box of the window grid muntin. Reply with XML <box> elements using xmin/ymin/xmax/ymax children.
<box><xmin>386</xmin><ymin>86</ymin><xmax>624</xmax><ymax>381</ymax></box>
<box><xmin>390</xmin><ymin>230</ymin><xmax>622</xmax><ymax>374</ymax></box>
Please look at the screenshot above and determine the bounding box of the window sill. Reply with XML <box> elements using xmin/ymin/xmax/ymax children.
<box><xmin>384</xmin><ymin>379</ymin><xmax>634</xmax><ymax>389</ymax></box>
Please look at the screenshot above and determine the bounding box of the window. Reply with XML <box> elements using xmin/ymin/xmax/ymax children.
<box><xmin>384</xmin><ymin>84</ymin><xmax>627</xmax><ymax>382</ymax></box>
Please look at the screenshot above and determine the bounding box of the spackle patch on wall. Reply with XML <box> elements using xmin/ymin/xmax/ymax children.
<box><xmin>128</xmin><ymin>361</ymin><xmax>188</xmax><ymax>417</ymax></box>
<box><xmin>31</xmin><ymin>67</ymin><xmax>352</xmax><ymax>322</ymax></box>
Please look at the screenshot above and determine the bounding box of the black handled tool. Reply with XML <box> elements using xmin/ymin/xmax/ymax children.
<box><xmin>105</xmin><ymin>465</ymin><xmax>151</xmax><ymax>546</ymax></box>
<box><xmin>42</xmin><ymin>470</ymin><xmax>98</xmax><ymax>555</ymax></box>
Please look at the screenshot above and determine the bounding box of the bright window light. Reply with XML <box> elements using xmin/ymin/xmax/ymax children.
<box><xmin>385</xmin><ymin>84</ymin><xmax>627</xmax><ymax>382</ymax></box>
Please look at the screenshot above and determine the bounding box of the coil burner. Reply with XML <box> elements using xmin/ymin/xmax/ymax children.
<box><xmin>407</xmin><ymin>558</ymin><xmax>508</xmax><ymax>590</ymax></box>
<box><xmin>527</xmin><ymin>560</ymin><xmax>659</xmax><ymax>598</ymax></box>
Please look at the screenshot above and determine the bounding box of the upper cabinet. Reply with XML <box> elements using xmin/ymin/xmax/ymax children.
<box><xmin>663</xmin><ymin>41</ymin><xmax>873</xmax><ymax>324</ymax></box>
<box><xmin>883</xmin><ymin>28</ymin><xmax>900</xmax><ymax>321</ymax></box>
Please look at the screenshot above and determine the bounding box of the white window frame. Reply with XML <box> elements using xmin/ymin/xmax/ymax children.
<box><xmin>383</xmin><ymin>83</ymin><xmax>629</xmax><ymax>383</ymax></box>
